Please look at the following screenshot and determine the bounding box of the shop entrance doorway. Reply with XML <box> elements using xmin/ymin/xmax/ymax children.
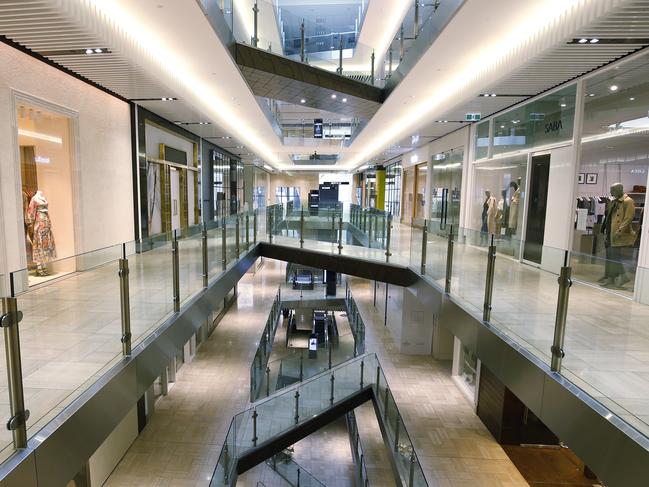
<box><xmin>430</xmin><ymin>161</ymin><xmax>462</xmax><ymax>232</ymax></box>
<box><xmin>523</xmin><ymin>154</ymin><xmax>551</xmax><ymax>264</ymax></box>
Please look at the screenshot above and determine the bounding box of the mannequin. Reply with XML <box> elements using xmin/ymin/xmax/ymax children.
<box><xmin>508</xmin><ymin>181</ymin><xmax>521</xmax><ymax>235</ymax></box>
<box><xmin>481</xmin><ymin>190</ymin><xmax>497</xmax><ymax>242</ymax></box>
<box><xmin>495</xmin><ymin>190</ymin><xmax>506</xmax><ymax>237</ymax></box>
<box><xmin>28</xmin><ymin>190</ymin><xmax>56</xmax><ymax>276</ymax></box>
<box><xmin>600</xmin><ymin>183</ymin><xmax>636</xmax><ymax>288</ymax></box>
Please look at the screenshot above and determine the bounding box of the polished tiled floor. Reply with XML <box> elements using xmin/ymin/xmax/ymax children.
<box><xmin>105</xmin><ymin>259</ymin><xmax>526</xmax><ymax>486</ymax></box>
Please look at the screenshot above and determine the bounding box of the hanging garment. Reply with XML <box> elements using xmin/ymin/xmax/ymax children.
<box><xmin>485</xmin><ymin>195</ymin><xmax>497</xmax><ymax>235</ymax></box>
<box><xmin>508</xmin><ymin>189</ymin><xmax>521</xmax><ymax>231</ymax></box>
<box><xmin>28</xmin><ymin>192</ymin><xmax>56</xmax><ymax>264</ymax></box>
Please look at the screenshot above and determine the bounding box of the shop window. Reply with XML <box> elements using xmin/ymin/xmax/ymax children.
<box><xmin>414</xmin><ymin>163</ymin><xmax>427</xmax><ymax>221</ymax></box>
<box><xmin>572</xmin><ymin>55</ymin><xmax>649</xmax><ymax>295</ymax></box>
<box><xmin>472</xmin><ymin>155</ymin><xmax>527</xmax><ymax>258</ymax></box>
<box><xmin>17</xmin><ymin>101</ymin><xmax>75</xmax><ymax>285</ymax></box>
<box><xmin>430</xmin><ymin>147</ymin><xmax>463</xmax><ymax>230</ymax></box>
<box><xmin>475</xmin><ymin>120</ymin><xmax>490</xmax><ymax>160</ymax></box>
<box><xmin>492</xmin><ymin>85</ymin><xmax>576</xmax><ymax>156</ymax></box>
<box><xmin>275</xmin><ymin>186</ymin><xmax>300</xmax><ymax>206</ymax></box>
<box><xmin>385</xmin><ymin>162</ymin><xmax>402</xmax><ymax>217</ymax></box>
<box><xmin>401</xmin><ymin>167</ymin><xmax>415</xmax><ymax>223</ymax></box>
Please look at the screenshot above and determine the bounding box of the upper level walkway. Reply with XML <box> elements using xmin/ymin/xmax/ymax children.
<box><xmin>0</xmin><ymin>204</ymin><xmax>648</xmax><ymax>486</ymax></box>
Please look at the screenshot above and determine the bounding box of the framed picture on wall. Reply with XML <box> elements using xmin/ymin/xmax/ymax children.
<box><xmin>586</xmin><ymin>173</ymin><xmax>598</xmax><ymax>184</ymax></box>
<box><xmin>578</xmin><ymin>173</ymin><xmax>585</xmax><ymax>184</ymax></box>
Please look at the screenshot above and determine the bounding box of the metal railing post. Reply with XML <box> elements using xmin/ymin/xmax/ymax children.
<box><xmin>1</xmin><ymin>278</ymin><xmax>29</xmax><ymax>449</ymax></box>
<box><xmin>445</xmin><ymin>225</ymin><xmax>454</xmax><ymax>293</ymax></box>
<box><xmin>300</xmin><ymin>20</ymin><xmax>305</xmax><ymax>62</ymax></box>
<box><xmin>328</xmin><ymin>342</ymin><xmax>332</xmax><ymax>369</ymax></box>
<box><xmin>251</xmin><ymin>0</ymin><xmax>259</xmax><ymax>47</ymax></box>
<box><xmin>202</xmin><ymin>223</ymin><xmax>209</xmax><ymax>288</ymax></box>
<box><xmin>368</xmin><ymin>211</ymin><xmax>373</xmax><ymax>248</ymax></box>
<box><xmin>252</xmin><ymin>408</ymin><xmax>258</xmax><ymax>446</ymax></box>
<box><xmin>413</xmin><ymin>0</ymin><xmax>420</xmax><ymax>38</ymax></box>
<box><xmin>360</xmin><ymin>359</ymin><xmax>364</xmax><ymax>388</ymax></box>
<box><xmin>336</xmin><ymin>35</ymin><xmax>343</xmax><ymax>74</ymax></box>
<box><xmin>236</xmin><ymin>214</ymin><xmax>240</xmax><ymax>258</ymax></box>
<box><xmin>376</xmin><ymin>365</ymin><xmax>381</xmax><ymax>391</ymax></box>
<box><xmin>266</xmin><ymin>366</ymin><xmax>270</xmax><ymax>397</ymax></box>
<box><xmin>420</xmin><ymin>219</ymin><xmax>427</xmax><ymax>275</ymax></box>
<box><xmin>385</xmin><ymin>214</ymin><xmax>392</xmax><ymax>263</ymax></box>
<box><xmin>221</xmin><ymin>217</ymin><xmax>227</xmax><ymax>271</ymax></box>
<box><xmin>300</xmin><ymin>207</ymin><xmax>305</xmax><ymax>249</ymax></box>
<box><xmin>118</xmin><ymin>243</ymin><xmax>132</xmax><ymax>355</ymax></box>
<box><xmin>294</xmin><ymin>389</ymin><xmax>300</xmax><ymax>424</ymax></box>
<box><xmin>245</xmin><ymin>213</ymin><xmax>250</xmax><ymax>250</ymax></box>
<box><xmin>483</xmin><ymin>235</ymin><xmax>497</xmax><ymax>322</ymax></box>
<box><xmin>253</xmin><ymin>209</ymin><xmax>258</xmax><ymax>244</ymax></box>
<box><xmin>338</xmin><ymin>216</ymin><xmax>343</xmax><ymax>254</ymax></box>
<box><xmin>172</xmin><ymin>230</ymin><xmax>180</xmax><ymax>312</ymax></box>
<box><xmin>394</xmin><ymin>416</ymin><xmax>400</xmax><ymax>451</ymax></box>
<box><xmin>408</xmin><ymin>450</ymin><xmax>416</xmax><ymax>487</ymax></box>
<box><xmin>299</xmin><ymin>351</ymin><xmax>304</xmax><ymax>381</ymax></box>
<box><xmin>268</xmin><ymin>208</ymin><xmax>274</xmax><ymax>243</ymax></box>
<box><xmin>330</xmin><ymin>373</ymin><xmax>335</xmax><ymax>404</ymax></box>
<box><xmin>551</xmin><ymin>251</ymin><xmax>572</xmax><ymax>372</ymax></box>
<box><xmin>370</xmin><ymin>51</ymin><xmax>375</xmax><ymax>85</ymax></box>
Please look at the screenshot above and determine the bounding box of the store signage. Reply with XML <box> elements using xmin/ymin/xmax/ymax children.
<box><xmin>314</xmin><ymin>118</ymin><xmax>323</xmax><ymax>138</ymax></box>
<box><xmin>34</xmin><ymin>156</ymin><xmax>51</xmax><ymax>164</ymax></box>
<box><xmin>309</xmin><ymin>337</ymin><xmax>317</xmax><ymax>351</ymax></box>
<box><xmin>466</xmin><ymin>112</ymin><xmax>481</xmax><ymax>121</ymax></box>
<box><xmin>544</xmin><ymin>120</ymin><xmax>563</xmax><ymax>133</ymax></box>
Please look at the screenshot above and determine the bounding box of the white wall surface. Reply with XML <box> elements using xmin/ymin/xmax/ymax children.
<box><xmin>541</xmin><ymin>145</ymin><xmax>575</xmax><ymax>273</ymax></box>
<box><xmin>89</xmin><ymin>405</ymin><xmax>138</xmax><ymax>486</ymax></box>
<box><xmin>0</xmin><ymin>42</ymin><xmax>133</xmax><ymax>281</ymax></box>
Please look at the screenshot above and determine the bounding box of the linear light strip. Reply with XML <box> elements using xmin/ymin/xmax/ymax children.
<box><xmin>18</xmin><ymin>129</ymin><xmax>63</xmax><ymax>144</ymax></box>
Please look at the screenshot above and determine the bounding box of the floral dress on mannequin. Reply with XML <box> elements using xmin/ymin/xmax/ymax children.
<box><xmin>28</xmin><ymin>191</ymin><xmax>56</xmax><ymax>275</ymax></box>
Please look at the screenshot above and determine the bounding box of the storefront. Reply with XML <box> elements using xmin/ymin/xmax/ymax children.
<box><xmin>467</xmin><ymin>49</ymin><xmax>649</xmax><ymax>302</ymax></box>
<box><xmin>385</xmin><ymin>161</ymin><xmax>402</xmax><ymax>217</ymax></box>
<box><xmin>430</xmin><ymin>147</ymin><xmax>463</xmax><ymax>231</ymax></box>
<box><xmin>134</xmin><ymin>107</ymin><xmax>200</xmax><ymax>240</ymax></box>
<box><xmin>201</xmin><ymin>138</ymin><xmax>244</xmax><ymax>221</ymax></box>
<box><xmin>0</xmin><ymin>41</ymin><xmax>133</xmax><ymax>291</ymax></box>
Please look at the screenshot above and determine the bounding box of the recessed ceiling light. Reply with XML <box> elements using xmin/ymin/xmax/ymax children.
<box><xmin>590</xmin><ymin>38</ymin><xmax>599</xmax><ymax>43</ymax></box>
<box><xmin>491</xmin><ymin>93</ymin><xmax>497</xmax><ymax>97</ymax></box>
<box><xmin>588</xmin><ymin>93</ymin><xmax>595</xmax><ymax>97</ymax></box>
<box><xmin>560</xmin><ymin>103</ymin><xmax>567</xmax><ymax>107</ymax></box>
<box><xmin>629</xmin><ymin>97</ymin><xmax>636</xmax><ymax>101</ymax></box>
<box><xmin>500</xmin><ymin>125</ymin><xmax>505</xmax><ymax>128</ymax></box>
<box><xmin>609</xmin><ymin>84</ymin><xmax>619</xmax><ymax>92</ymax></box>
<box><xmin>300</xmin><ymin>99</ymin><xmax>306</xmax><ymax>104</ymax></box>
<box><xmin>94</xmin><ymin>48</ymin><xmax>103</xmax><ymax>53</ymax></box>
<box><xmin>578</xmin><ymin>38</ymin><xmax>588</xmax><ymax>44</ymax></box>
<box><xmin>331</xmin><ymin>94</ymin><xmax>337</xmax><ymax>99</ymax></box>
<box><xmin>85</xmin><ymin>48</ymin><xmax>93</xmax><ymax>54</ymax></box>
<box><xmin>342</xmin><ymin>98</ymin><xmax>347</xmax><ymax>103</ymax></box>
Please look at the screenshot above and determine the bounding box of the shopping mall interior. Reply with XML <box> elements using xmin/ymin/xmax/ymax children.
<box><xmin>1</xmin><ymin>1</ymin><xmax>649</xmax><ymax>486</ymax></box>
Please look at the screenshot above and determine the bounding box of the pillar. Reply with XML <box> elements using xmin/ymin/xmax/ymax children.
<box><xmin>376</xmin><ymin>165</ymin><xmax>386</xmax><ymax>211</ymax></box>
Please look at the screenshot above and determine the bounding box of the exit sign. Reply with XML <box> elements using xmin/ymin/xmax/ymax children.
<box><xmin>466</xmin><ymin>112</ymin><xmax>481</xmax><ymax>121</ymax></box>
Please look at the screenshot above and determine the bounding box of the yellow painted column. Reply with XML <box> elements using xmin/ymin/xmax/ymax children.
<box><xmin>376</xmin><ymin>166</ymin><xmax>386</xmax><ymax>210</ymax></box>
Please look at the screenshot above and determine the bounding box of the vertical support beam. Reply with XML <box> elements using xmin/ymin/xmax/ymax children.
<box><xmin>172</xmin><ymin>230</ymin><xmax>180</xmax><ymax>312</ymax></box>
<box><xmin>483</xmin><ymin>236</ymin><xmax>496</xmax><ymax>322</ymax></box>
<box><xmin>118</xmin><ymin>244</ymin><xmax>132</xmax><ymax>355</ymax></box>
<box><xmin>202</xmin><ymin>223</ymin><xmax>209</xmax><ymax>288</ymax></box>
<box><xmin>376</xmin><ymin>166</ymin><xmax>386</xmax><ymax>211</ymax></box>
<box><xmin>551</xmin><ymin>251</ymin><xmax>572</xmax><ymax>372</ymax></box>
<box><xmin>1</xmin><ymin>284</ymin><xmax>29</xmax><ymax>449</ymax></box>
